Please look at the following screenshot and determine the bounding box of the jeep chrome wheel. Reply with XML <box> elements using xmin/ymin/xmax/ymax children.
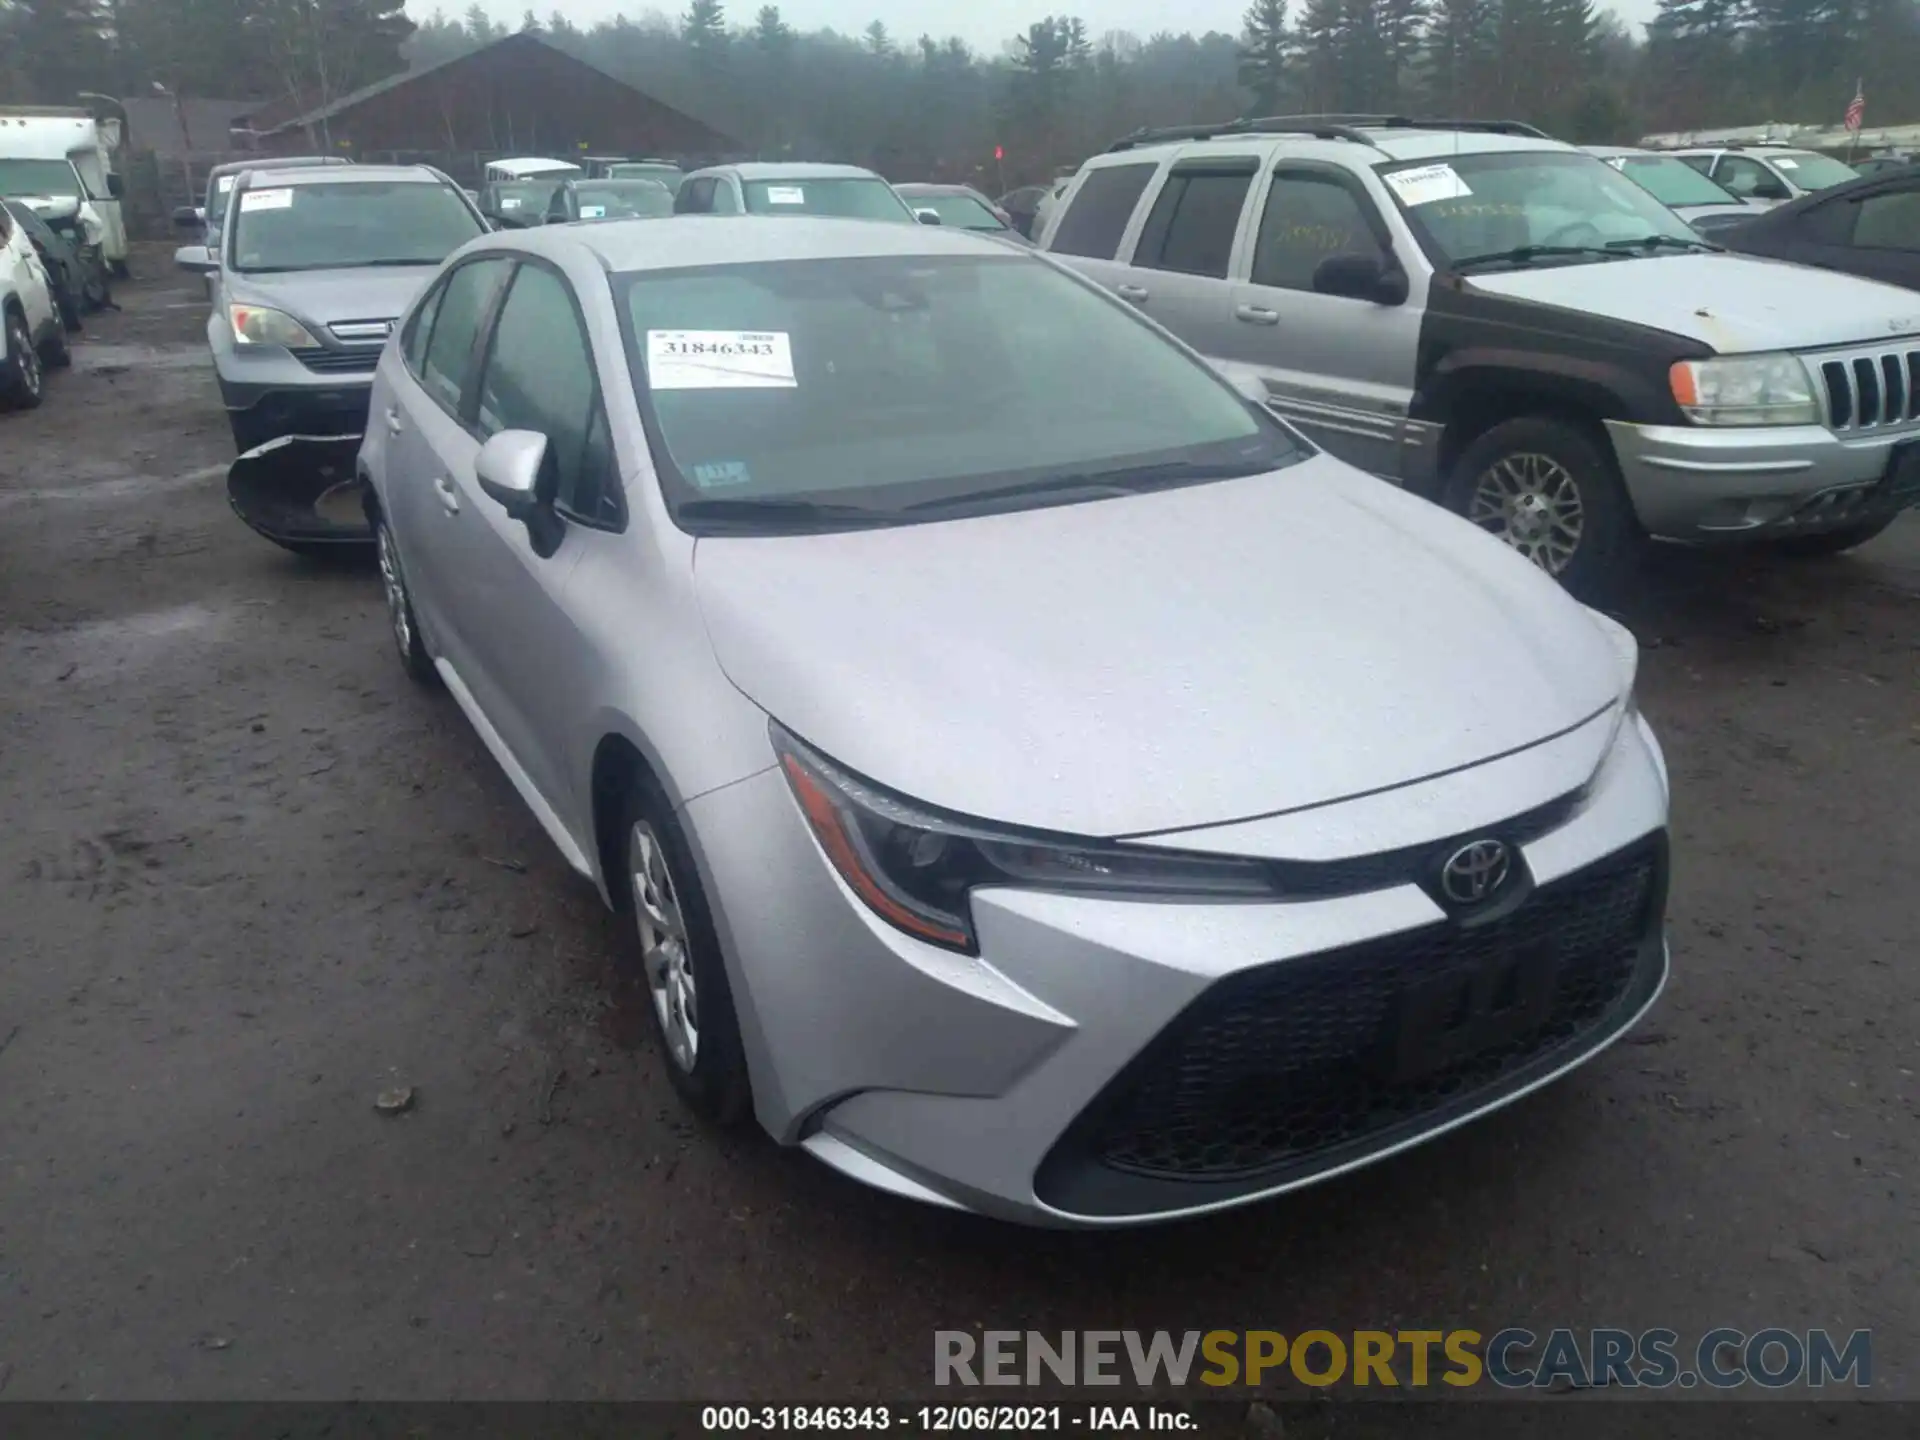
<box><xmin>1468</xmin><ymin>451</ymin><xmax>1585</xmax><ymax>575</ymax></box>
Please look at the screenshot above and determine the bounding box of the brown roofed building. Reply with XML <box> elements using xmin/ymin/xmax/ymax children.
<box><xmin>257</xmin><ymin>33</ymin><xmax>737</xmax><ymax>167</ymax></box>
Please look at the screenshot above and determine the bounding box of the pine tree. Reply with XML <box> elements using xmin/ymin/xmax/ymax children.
<box><xmin>681</xmin><ymin>0</ymin><xmax>726</xmax><ymax>65</ymax></box>
<box><xmin>1238</xmin><ymin>0</ymin><xmax>1291</xmax><ymax>115</ymax></box>
<box><xmin>753</xmin><ymin>4</ymin><xmax>791</xmax><ymax>56</ymax></box>
<box><xmin>1423</xmin><ymin>0</ymin><xmax>1495</xmax><ymax>114</ymax></box>
<box><xmin>10</xmin><ymin>0</ymin><xmax>113</xmax><ymax>103</ymax></box>
<box><xmin>864</xmin><ymin>19</ymin><xmax>892</xmax><ymax>57</ymax></box>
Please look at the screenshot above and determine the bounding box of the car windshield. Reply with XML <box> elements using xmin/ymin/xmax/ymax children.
<box><xmin>230</xmin><ymin>181</ymin><xmax>483</xmax><ymax>272</ymax></box>
<box><xmin>617</xmin><ymin>253</ymin><xmax>1297</xmax><ymax>532</ymax></box>
<box><xmin>742</xmin><ymin>177</ymin><xmax>914</xmax><ymax>220</ymax></box>
<box><xmin>1768</xmin><ymin>150</ymin><xmax>1859</xmax><ymax>190</ymax></box>
<box><xmin>1379</xmin><ymin>150</ymin><xmax>1704</xmax><ymax>269</ymax></box>
<box><xmin>610</xmin><ymin>163</ymin><xmax>684</xmax><ymax>193</ymax></box>
<box><xmin>488</xmin><ymin>180</ymin><xmax>560</xmax><ymax>219</ymax></box>
<box><xmin>904</xmin><ymin>192</ymin><xmax>1005</xmax><ymax>230</ymax></box>
<box><xmin>572</xmin><ymin>181</ymin><xmax>675</xmax><ymax>220</ymax></box>
<box><xmin>0</xmin><ymin>159</ymin><xmax>82</xmax><ymax>199</ymax></box>
<box><xmin>1604</xmin><ymin>154</ymin><xmax>1741</xmax><ymax>208</ymax></box>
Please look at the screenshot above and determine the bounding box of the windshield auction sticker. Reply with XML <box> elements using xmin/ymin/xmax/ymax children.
<box><xmin>1382</xmin><ymin>163</ymin><xmax>1473</xmax><ymax>207</ymax></box>
<box><xmin>765</xmin><ymin>186</ymin><xmax>805</xmax><ymax>205</ymax></box>
<box><xmin>239</xmin><ymin>187</ymin><xmax>294</xmax><ymax>212</ymax></box>
<box><xmin>647</xmin><ymin>331</ymin><xmax>796</xmax><ymax>389</ymax></box>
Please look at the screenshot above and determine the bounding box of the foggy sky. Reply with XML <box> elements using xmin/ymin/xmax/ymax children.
<box><xmin>424</xmin><ymin>0</ymin><xmax>1655</xmax><ymax>57</ymax></box>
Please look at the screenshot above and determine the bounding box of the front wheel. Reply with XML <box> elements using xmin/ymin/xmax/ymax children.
<box><xmin>1444</xmin><ymin>416</ymin><xmax>1637</xmax><ymax>600</ymax></box>
<box><xmin>375</xmin><ymin>520</ymin><xmax>436</xmax><ymax>684</ymax></box>
<box><xmin>1</xmin><ymin>311</ymin><xmax>45</xmax><ymax>410</ymax></box>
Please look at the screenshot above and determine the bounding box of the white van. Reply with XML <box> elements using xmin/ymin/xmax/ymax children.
<box><xmin>0</xmin><ymin>109</ymin><xmax>128</xmax><ymax>274</ymax></box>
<box><xmin>482</xmin><ymin>156</ymin><xmax>582</xmax><ymax>184</ymax></box>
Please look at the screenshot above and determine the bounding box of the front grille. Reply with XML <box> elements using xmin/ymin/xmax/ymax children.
<box><xmin>1036</xmin><ymin>836</ymin><xmax>1666</xmax><ymax>1216</ymax></box>
<box><xmin>1816</xmin><ymin>346</ymin><xmax>1920</xmax><ymax>429</ymax></box>
<box><xmin>291</xmin><ymin>347</ymin><xmax>379</xmax><ymax>375</ymax></box>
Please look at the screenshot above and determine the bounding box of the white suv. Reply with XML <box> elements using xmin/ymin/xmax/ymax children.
<box><xmin>1</xmin><ymin>201</ymin><xmax>64</xmax><ymax>410</ymax></box>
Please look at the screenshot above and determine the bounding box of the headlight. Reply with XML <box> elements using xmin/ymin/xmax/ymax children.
<box><xmin>1669</xmin><ymin>354</ymin><xmax>1820</xmax><ymax>426</ymax></box>
<box><xmin>228</xmin><ymin>303</ymin><xmax>319</xmax><ymax>348</ymax></box>
<box><xmin>771</xmin><ymin>723</ymin><xmax>1275</xmax><ymax>953</ymax></box>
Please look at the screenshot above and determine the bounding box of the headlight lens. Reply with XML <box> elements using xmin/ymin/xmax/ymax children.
<box><xmin>1669</xmin><ymin>354</ymin><xmax>1820</xmax><ymax>426</ymax></box>
<box><xmin>79</xmin><ymin>216</ymin><xmax>104</xmax><ymax>246</ymax></box>
<box><xmin>771</xmin><ymin>723</ymin><xmax>1275</xmax><ymax>953</ymax></box>
<box><xmin>228</xmin><ymin>303</ymin><xmax>318</xmax><ymax>348</ymax></box>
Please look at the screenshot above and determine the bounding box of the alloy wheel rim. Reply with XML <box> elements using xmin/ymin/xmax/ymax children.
<box><xmin>632</xmin><ymin>821</ymin><xmax>698</xmax><ymax>1072</ymax></box>
<box><xmin>1468</xmin><ymin>451</ymin><xmax>1585</xmax><ymax>575</ymax></box>
<box><xmin>18</xmin><ymin>327</ymin><xmax>41</xmax><ymax>396</ymax></box>
<box><xmin>377</xmin><ymin>526</ymin><xmax>412</xmax><ymax>659</ymax></box>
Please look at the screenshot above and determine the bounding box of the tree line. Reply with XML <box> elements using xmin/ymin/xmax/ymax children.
<box><xmin>3</xmin><ymin>0</ymin><xmax>1917</xmax><ymax>186</ymax></box>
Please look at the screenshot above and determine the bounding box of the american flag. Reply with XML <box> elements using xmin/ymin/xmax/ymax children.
<box><xmin>1845</xmin><ymin>83</ymin><xmax>1865</xmax><ymax>133</ymax></box>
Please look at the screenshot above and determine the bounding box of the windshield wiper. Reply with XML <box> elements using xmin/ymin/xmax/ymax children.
<box><xmin>1451</xmin><ymin>244</ymin><xmax>1623</xmax><ymax>271</ymax></box>
<box><xmin>1604</xmin><ymin>233</ymin><xmax>1719</xmax><ymax>253</ymax></box>
<box><xmin>904</xmin><ymin>458</ymin><xmax>1261</xmax><ymax>516</ymax></box>
<box><xmin>677</xmin><ymin>497</ymin><xmax>901</xmax><ymax>531</ymax></box>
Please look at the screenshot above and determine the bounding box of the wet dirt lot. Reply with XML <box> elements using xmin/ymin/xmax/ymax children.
<box><xmin>1</xmin><ymin>258</ymin><xmax>1916</xmax><ymax>1404</ymax></box>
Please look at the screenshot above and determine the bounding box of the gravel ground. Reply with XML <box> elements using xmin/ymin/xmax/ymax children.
<box><xmin>1</xmin><ymin>255</ymin><xmax>1915</xmax><ymax>1404</ymax></box>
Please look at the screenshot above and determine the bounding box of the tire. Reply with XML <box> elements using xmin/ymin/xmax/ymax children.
<box><xmin>374</xmin><ymin>519</ymin><xmax>436</xmax><ymax>685</ymax></box>
<box><xmin>618</xmin><ymin>772</ymin><xmax>751</xmax><ymax>1126</ymax></box>
<box><xmin>1770</xmin><ymin>516</ymin><xmax>1898</xmax><ymax>558</ymax></box>
<box><xmin>110</xmin><ymin>257</ymin><xmax>130</xmax><ymax>280</ymax></box>
<box><xmin>1</xmin><ymin>310</ymin><xmax>45</xmax><ymax>410</ymax></box>
<box><xmin>228</xmin><ymin>409</ymin><xmax>282</xmax><ymax>455</ymax></box>
<box><xmin>42</xmin><ymin>322</ymin><xmax>70</xmax><ymax>370</ymax></box>
<box><xmin>1443</xmin><ymin>415</ymin><xmax>1637</xmax><ymax>601</ymax></box>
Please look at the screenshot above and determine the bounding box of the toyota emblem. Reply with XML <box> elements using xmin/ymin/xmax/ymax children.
<box><xmin>1440</xmin><ymin>839</ymin><xmax>1511</xmax><ymax>905</ymax></box>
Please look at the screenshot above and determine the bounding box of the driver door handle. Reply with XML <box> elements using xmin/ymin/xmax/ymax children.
<box><xmin>1116</xmin><ymin>283</ymin><xmax>1150</xmax><ymax>304</ymax></box>
<box><xmin>432</xmin><ymin>475</ymin><xmax>460</xmax><ymax>515</ymax></box>
<box><xmin>1235</xmin><ymin>305</ymin><xmax>1280</xmax><ymax>326</ymax></box>
<box><xmin>385</xmin><ymin>407</ymin><xmax>405</xmax><ymax>437</ymax></box>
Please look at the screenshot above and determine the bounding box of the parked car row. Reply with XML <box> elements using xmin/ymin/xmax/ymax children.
<box><xmin>1031</xmin><ymin>116</ymin><xmax>1920</xmax><ymax>595</ymax></box>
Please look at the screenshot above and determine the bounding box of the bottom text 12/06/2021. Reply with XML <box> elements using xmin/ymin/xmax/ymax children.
<box><xmin>701</xmin><ymin>1405</ymin><xmax>1195</xmax><ymax>1431</ymax></box>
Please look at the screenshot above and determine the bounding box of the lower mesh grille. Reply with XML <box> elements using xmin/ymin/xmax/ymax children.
<box><xmin>1037</xmin><ymin>835</ymin><xmax>1666</xmax><ymax>1214</ymax></box>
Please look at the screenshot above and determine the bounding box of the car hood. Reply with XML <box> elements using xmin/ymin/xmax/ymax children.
<box><xmin>13</xmin><ymin>195</ymin><xmax>81</xmax><ymax>221</ymax></box>
<box><xmin>1467</xmin><ymin>252</ymin><xmax>1920</xmax><ymax>352</ymax></box>
<box><xmin>227</xmin><ymin>265</ymin><xmax>441</xmax><ymax>328</ymax></box>
<box><xmin>1671</xmin><ymin>200</ymin><xmax>1765</xmax><ymax>221</ymax></box>
<box><xmin>692</xmin><ymin>457</ymin><xmax>1626</xmax><ymax>837</ymax></box>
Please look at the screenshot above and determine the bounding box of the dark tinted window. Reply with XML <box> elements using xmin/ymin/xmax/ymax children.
<box><xmin>402</xmin><ymin>278</ymin><xmax>445</xmax><ymax>375</ymax></box>
<box><xmin>421</xmin><ymin>258</ymin><xmax>509</xmax><ymax>412</ymax></box>
<box><xmin>675</xmin><ymin>178</ymin><xmax>714</xmax><ymax>214</ymax></box>
<box><xmin>1134</xmin><ymin>170</ymin><xmax>1253</xmax><ymax>278</ymax></box>
<box><xmin>1852</xmin><ymin>190</ymin><xmax>1920</xmax><ymax>250</ymax></box>
<box><xmin>1048</xmin><ymin>163</ymin><xmax>1157</xmax><ymax>259</ymax></box>
<box><xmin>1252</xmin><ymin>173</ymin><xmax>1386</xmax><ymax>290</ymax></box>
<box><xmin>475</xmin><ymin>263</ymin><xmax>613</xmax><ymax>522</ymax></box>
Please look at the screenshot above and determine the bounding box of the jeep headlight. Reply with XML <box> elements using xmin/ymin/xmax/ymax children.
<box><xmin>1669</xmin><ymin>354</ymin><xmax>1820</xmax><ymax>426</ymax></box>
<box><xmin>227</xmin><ymin>303</ymin><xmax>318</xmax><ymax>348</ymax></box>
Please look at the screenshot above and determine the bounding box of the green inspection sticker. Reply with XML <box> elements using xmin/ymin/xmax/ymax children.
<box><xmin>691</xmin><ymin>460</ymin><xmax>752</xmax><ymax>489</ymax></box>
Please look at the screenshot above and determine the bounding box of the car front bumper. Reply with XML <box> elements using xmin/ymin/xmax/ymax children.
<box><xmin>215</xmin><ymin>346</ymin><xmax>380</xmax><ymax>437</ymax></box>
<box><xmin>683</xmin><ymin>709</ymin><xmax>1671</xmax><ymax>1228</ymax></box>
<box><xmin>1606</xmin><ymin>418</ymin><xmax>1920</xmax><ymax>540</ymax></box>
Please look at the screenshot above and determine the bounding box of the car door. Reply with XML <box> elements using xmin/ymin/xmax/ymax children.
<box><xmin>442</xmin><ymin>257</ymin><xmax>617</xmax><ymax>818</ymax></box>
<box><xmin>2</xmin><ymin>211</ymin><xmax>56</xmax><ymax>336</ymax></box>
<box><xmin>1044</xmin><ymin>159</ymin><xmax>1164</xmax><ymax>299</ymax></box>
<box><xmin>1118</xmin><ymin>156</ymin><xmax>1258</xmax><ymax>359</ymax></box>
<box><xmin>385</xmin><ymin>255</ymin><xmax>514</xmax><ymax>672</ymax></box>
<box><xmin>1829</xmin><ymin>184</ymin><xmax>1920</xmax><ymax>290</ymax></box>
<box><xmin>1216</xmin><ymin>162</ymin><xmax>1427</xmax><ymax>481</ymax></box>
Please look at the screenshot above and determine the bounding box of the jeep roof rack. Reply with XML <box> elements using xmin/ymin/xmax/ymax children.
<box><xmin>1106</xmin><ymin>114</ymin><xmax>1551</xmax><ymax>152</ymax></box>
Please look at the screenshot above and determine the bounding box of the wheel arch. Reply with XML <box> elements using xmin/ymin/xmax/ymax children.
<box><xmin>1423</xmin><ymin>363</ymin><xmax>1633</xmax><ymax>482</ymax></box>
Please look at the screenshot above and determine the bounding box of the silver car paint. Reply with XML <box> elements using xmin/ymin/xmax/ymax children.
<box><xmin>1467</xmin><ymin>251</ymin><xmax>1920</xmax><ymax>354</ymax></box>
<box><xmin>365</xmin><ymin>216</ymin><xmax>1667</xmax><ymax>1224</ymax></box>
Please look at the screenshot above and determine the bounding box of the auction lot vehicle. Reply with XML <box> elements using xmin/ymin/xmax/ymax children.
<box><xmin>177</xmin><ymin>163</ymin><xmax>486</xmax><ymax>453</ymax></box>
<box><xmin>173</xmin><ymin>155</ymin><xmax>353</xmax><ymax>246</ymax></box>
<box><xmin>362</xmin><ymin>214</ymin><xmax>1671</xmax><ymax>1226</ymax></box>
<box><xmin>674</xmin><ymin>163</ymin><xmax>919</xmax><ymax>222</ymax></box>
<box><xmin>0</xmin><ymin>108</ymin><xmax>128</xmax><ymax>274</ymax></box>
<box><xmin>0</xmin><ymin>199</ymin><xmax>66</xmax><ymax>409</ymax></box>
<box><xmin>1041</xmin><ymin>116</ymin><xmax>1920</xmax><ymax>594</ymax></box>
<box><xmin>483</xmin><ymin>156</ymin><xmax>581</xmax><ymax>185</ymax></box>
<box><xmin>544</xmin><ymin>177</ymin><xmax>676</xmax><ymax>224</ymax></box>
<box><xmin>1668</xmin><ymin>144</ymin><xmax>1859</xmax><ymax>204</ymax></box>
<box><xmin>1714</xmin><ymin>163</ymin><xmax>1920</xmax><ymax>293</ymax></box>
<box><xmin>606</xmin><ymin>158</ymin><xmax>685</xmax><ymax>194</ymax></box>
<box><xmin>895</xmin><ymin>182</ymin><xmax>1028</xmax><ymax>241</ymax></box>
<box><xmin>1580</xmin><ymin>145</ymin><xmax>1766</xmax><ymax>233</ymax></box>
<box><xmin>3</xmin><ymin>196</ymin><xmax>102</xmax><ymax>330</ymax></box>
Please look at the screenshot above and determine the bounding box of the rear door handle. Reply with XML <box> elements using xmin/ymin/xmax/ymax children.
<box><xmin>385</xmin><ymin>407</ymin><xmax>404</xmax><ymax>437</ymax></box>
<box><xmin>1116</xmin><ymin>284</ymin><xmax>1150</xmax><ymax>304</ymax></box>
<box><xmin>1235</xmin><ymin>305</ymin><xmax>1280</xmax><ymax>326</ymax></box>
<box><xmin>432</xmin><ymin>475</ymin><xmax>460</xmax><ymax>515</ymax></box>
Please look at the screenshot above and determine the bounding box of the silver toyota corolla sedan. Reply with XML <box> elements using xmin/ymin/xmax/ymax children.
<box><xmin>362</xmin><ymin>216</ymin><xmax>1672</xmax><ymax>1227</ymax></box>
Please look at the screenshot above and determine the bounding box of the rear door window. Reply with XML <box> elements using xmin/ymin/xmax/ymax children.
<box><xmin>420</xmin><ymin>257</ymin><xmax>511</xmax><ymax>414</ymax></box>
<box><xmin>1049</xmin><ymin>163</ymin><xmax>1158</xmax><ymax>259</ymax></box>
<box><xmin>1132</xmin><ymin>163</ymin><xmax>1256</xmax><ymax>278</ymax></box>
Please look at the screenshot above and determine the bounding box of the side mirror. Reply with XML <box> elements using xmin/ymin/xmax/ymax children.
<box><xmin>915</xmin><ymin>208</ymin><xmax>944</xmax><ymax>225</ymax></box>
<box><xmin>106</xmin><ymin>173</ymin><xmax>126</xmax><ymax>200</ymax></box>
<box><xmin>1312</xmin><ymin>252</ymin><xmax>1408</xmax><ymax>305</ymax></box>
<box><xmin>171</xmin><ymin>206</ymin><xmax>201</xmax><ymax>229</ymax></box>
<box><xmin>475</xmin><ymin>430</ymin><xmax>549</xmax><ymax>521</ymax></box>
<box><xmin>1753</xmin><ymin>178</ymin><xmax>1792</xmax><ymax>201</ymax></box>
<box><xmin>174</xmin><ymin>244</ymin><xmax>216</xmax><ymax>273</ymax></box>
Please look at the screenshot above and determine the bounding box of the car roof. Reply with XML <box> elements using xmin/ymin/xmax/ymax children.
<box><xmin>895</xmin><ymin>183</ymin><xmax>979</xmax><ymax>194</ymax></box>
<box><xmin>1089</xmin><ymin>126</ymin><xmax>1572</xmax><ymax>169</ymax></box>
<box><xmin>240</xmin><ymin>163</ymin><xmax>447</xmax><ymax>188</ymax></box>
<box><xmin>693</xmin><ymin>162</ymin><xmax>885</xmax><ymax>181</ymax></box>
<box><xmin>1583</xmin><ymin>144</ymin><xmax>1653</xmax><ymax>157</ymax></box>
<box><xmin>489</xmin><ymin>157</ymin><xmax>580</xmax><ymax>175</ymax></box>
<box><xmin>505</xmin><ymin>214</ymin><xmax>1017</xmax><ymax>272</ymax></box>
